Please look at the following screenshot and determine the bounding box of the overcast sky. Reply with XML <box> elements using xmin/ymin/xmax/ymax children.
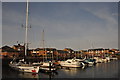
<box><xmin>2</xmin><ymin>2</ymin><xmax>118</xmax><ymax>50</ymax></box>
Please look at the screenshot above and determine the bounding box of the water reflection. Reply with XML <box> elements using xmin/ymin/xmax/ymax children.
<box><xmin>61</xmin><ymin>68</ymin><xmax>78</xmax><ymax>76</ymax></box>
<box><xmin>93</xmin><ymin>60</ymin><xmax>119</xmax><ymax>78</ymax></box>
<box><xmin>18</xmin><ymin>71</ymin><xmax>58</xmax><ymax>78</ymax></box>
<box><xmin>19</xmin><ymin>73</ymin><xmax>39</xmax><ymax>78</ymax></box>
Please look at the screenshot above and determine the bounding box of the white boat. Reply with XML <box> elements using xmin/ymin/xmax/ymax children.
<box><xmin>109</xmin><ymin>56</ymin><xmax>118</xmax><ymax>60</ymax></box>
<box><xmin>9</xmin><ymin>59</ymin><xmax>40</xmax><ymax>73</ymax></box>
<box><xmin>39</xmin><ymin>66</ymin><xmax>56</xmax><ymax>72</ymax></box>
<box><xmin>32</xmin><ymin>61</ymin><xmax>57</xmax><ymax>72</ymax></box>
<box><xmin>83</xmin><ymin>58</ymin><xmax>96</xmax><ymax>66</ymax></box>
<box><xmin>9</xmin><ymin>0</ymin><xmax>40</xmax><ymax>73</ymax></box>
<box><xmin>102</xmin><ymin>58</ymin><xmax>108</xmax><ymax>62</ymax></box>
<box><xmin>32</xmin><ymin>62</ymin><xmax>43</xmax><ymax>66</ymax></box>
<box><xmin>41</xmin><ymin>62</ymin><xmax>52</xmax><ymax>67</ymax></box>
<box><xmin>94</xmin><ymin>56</ymin><xmax>110</xmax><ymax>63</ymax></box>
<box><xmin>35</xmin><ymin>29</ymin><xmax>57</xmax><ymax>72</ymax></box>
<box><xmin>93</xmin><ymin>57</ymin><xmax>104</xmax><ymax>63</ymax></box>
<box><xmin>40</xmin><ymin>61</ymin><xmax>57</xmax><ymax>72</ymax></box>
<box><xmin>106</xmin><ymin>57</ymin><xmax>110</xmax><ymax>62</ymax></box>
<box><xmin>59</xmin><ymin>58</ymin><xmax>85</xmax><ymax>68</ymax></box>
<box><xmin>101</xmin><ymin>57</ymin><xmax>110</xmax><ymax>63</ymax></box>
<box><xmin>9</xmin><ymin>64</ymin><xmax>39</xmax><ymax>73</ymax></box>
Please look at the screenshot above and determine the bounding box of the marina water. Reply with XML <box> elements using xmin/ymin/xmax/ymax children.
<box><xmin>2</xmin><ymin>59</ymin><xmax>120</xmax><ymax>79</ymax></box>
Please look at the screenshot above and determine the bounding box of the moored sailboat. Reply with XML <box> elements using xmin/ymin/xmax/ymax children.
<box><xmin>9</xmin><ymin>0</ymin><xmax>40</xmax><ymax>73</ymax></box>
<box><xmin>32</xmin><ymin>29</ymin><xmax>57</xmax><ymax>72</ymax></box>
<box><xmin>40</xmin><ymin>30</ymin><xmax>57</xmax><ymax>72</ymax></box>
<box><xmin>9</xmin><ymin>59</ymin><xmax>39</xmax><ymax>73</ymax></box>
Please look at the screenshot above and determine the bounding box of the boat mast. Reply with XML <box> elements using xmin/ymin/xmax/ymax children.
<box><xmin>25</xmin><ymin>0</ymin><xmax>29</xmax><ymax>56</ymax></box>
<box><xmin>42</xmin><ymin>29</ymin><xmax>45</xmax><ymax>62</ymax></box>
<box><xmin>42</xmin><ymin>29</ymin><xmax>45</xmax><ymax>53</ymax></box>
<box><xmin>91</xmin><ymin>42</ymin><xmax>94</xmax><ymax>58</ymax></box>
<box><xmin>42</xmin><ymin>29</ymin><xmax>48</xmax><ymax>61</ymax></box>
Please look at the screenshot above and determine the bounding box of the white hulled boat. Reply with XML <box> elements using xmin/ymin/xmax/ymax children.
<box><xmin>9</xmin><ymin>60</ymin><xmax>39</xmax><ymax>73</ymax></box>
<box><xmin>83</xmin><ymin>58</ymin><xmax>96</xmax><ymax>66</ymax></box>
<box><xmin>33</xmin><ymin>30</ymin><xmax>57</xmax><ymax>72</ymax></box>
<box><xmin>109</xmin><ymin>55</ymin><xmax>118</xmax><ymax>60</ymax></box>
<box><xmin>59</xmin><ymin>57</ymin><xmax>85</xmax><ymax>68</ymax></box>
<box><xmin>9</xmin><ymin>0</ymin><xmax>40</xmax><ymax>73</ymax></box>
<box><xmin>39</xmin><ymin>61</ymin><xmax>57</xmax><ymax>72</ymax></box>
<box><xmin>93</xmin><ymin>57</ymin><xmax>104</xmax><ymax>63</ymax></box>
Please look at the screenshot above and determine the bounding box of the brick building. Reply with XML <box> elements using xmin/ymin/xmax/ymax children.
<box><xmin>0</xmin><ymin>45</ymin><xmax>19</xmax><ymax>58</ymax></box>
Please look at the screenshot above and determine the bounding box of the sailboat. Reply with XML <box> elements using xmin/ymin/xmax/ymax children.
<box><xmin>32</xmin><ymin>29</ymin><xmax>57</xmax><ymax>72</ymax></box>
<box><xmin>9</xmin><ymin>0</ymin><xmax>40</xmax><ymax>73</ymax></box>
<box><xmin>39</xmin><ymin>29</ymin><xmax>57</xmax><ymax>72</ymax></box>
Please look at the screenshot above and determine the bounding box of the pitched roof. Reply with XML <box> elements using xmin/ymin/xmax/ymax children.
<box><xmin>57</xmin><ymin>50</ymin><xmax>68</xmax><ymax>53</ymax></box>
<box><xmin>34</xmin><ymin>48</ymin><xmax>56</xmax><ymax>51</ymax></box>
<box><xmin>2</xmin><ymin>46</ymin><xmax>19</xmax><ymax>52</ymax></box>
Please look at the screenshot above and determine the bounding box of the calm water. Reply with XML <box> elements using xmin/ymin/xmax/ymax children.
<box><xmin>2</xmin><ymin>60</ymin><xmax>120</xmax><ymax>79</ymax></box>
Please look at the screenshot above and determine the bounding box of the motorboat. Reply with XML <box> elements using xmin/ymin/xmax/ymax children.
<box><xmin>109</xmin><ymin>56</ymin><xmax>118</xmax><ymax>60</ymax></box>
<box><xmin>93</xmin><ymin>57</ymin><xmax>104</xmax><ymax>63</ymax></box>
<box><xmin>59</xmin><ymin>58</ymin><xmax>85</xmax><ymax>68</ymax></box>
<box><xmin>83</xmin><ymin>58</ymin><xmax>96</xmax><ymax>66</ymax></box>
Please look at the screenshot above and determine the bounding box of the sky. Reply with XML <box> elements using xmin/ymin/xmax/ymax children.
<box><xmin>2</xmin><ymin>2</ymin><xmax>118</xmax><ymax>50</ymax></box>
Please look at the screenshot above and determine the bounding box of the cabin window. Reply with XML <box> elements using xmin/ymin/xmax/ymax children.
<box><xmin>68</xmin><ymin>61</ymin><xmax>71</xmax><ymax>63</ymax></box>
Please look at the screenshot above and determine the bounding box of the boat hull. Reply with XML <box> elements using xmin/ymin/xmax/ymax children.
<box><xmin>9</xmin><ymin>64</ymin><xmax>39</xmax><ymax>73</ymax></box>
<box><xmin>59</xmin><ymin>61</ymin><xmax>83</xmax><ymax>68</ymax></box>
